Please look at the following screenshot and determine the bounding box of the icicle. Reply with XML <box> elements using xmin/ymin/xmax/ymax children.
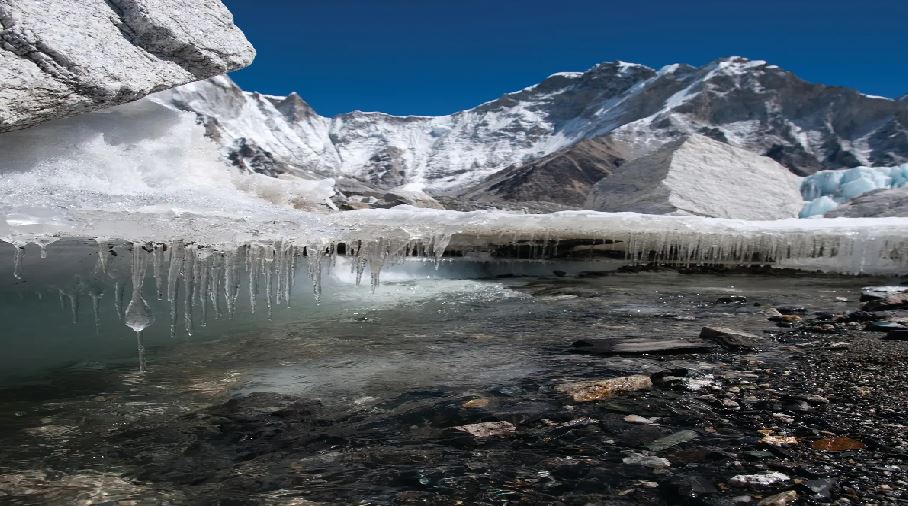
<box><xmin>166</xmin><ymin>242</ymin><xmax>184</xmax><ymax>339</ymax></box>
<box><xmin>67</xmin><ymin>291</ymin><xmax>79</xmax><ymax>325</ymax></box>
<box><xmin>247</xmin><ymin>245</ymin><xmax>259</xmax><ymax>315</ymax></box>
<box><xmin>113</xmin><ymin>281</ymin><xmax>124</xmax><ymax>321</ymax></box>
<box><xmin>198</xmin><ymin>252</ymin><xmax>209</xmax><ymax>327</ymax></box>
<box><xmin>307</xmin><ymin>243</ymin><xmax>323</xmax><ymax>304</ymax></box>
<box><xmin>89</xmin><ymin>291</ymin><xmax>103</xmax><ymax>336</ymax></box>
<box><xmin>431</xmin><ymin>234</ymin><xmax>451</xmax><ymax>269</ymax></box>
<box><xmin>224</xmin><ymin>250</ymin><xmax>240</xmax><ymax>318</ymax></box>
<box><xmin>182</xmin><ymin>248</ymin><xmax>195</xmax><ymax>336</ymax></box>
<box><xmin>152</xmin><ymin>244</ymin><xmax>164</xmax><ymax>301</ymax></box>
<box><xmin>262</xmin><ymin>245</ymin><xmax>274</xmax><ymax>320</ymax></box>
<box><xmin>124</xmin><ymin>245</ymin><xmax>154</xmax><ymax>373</ymax></box>
<box><xmin>11</xmin><ymin>244</ymin><xmax>23</xmax><ymax>280</ymax></box>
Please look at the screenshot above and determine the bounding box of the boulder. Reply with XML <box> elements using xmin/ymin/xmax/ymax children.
<box><xmin>0</xmin><ymin>0</ymin><xmax>254</xmax><ymax>132</ymax></box>
<box><xmin>698</xmin><ymin>327</ymin><xmax>759</xmax><ymax>351</ymax></box>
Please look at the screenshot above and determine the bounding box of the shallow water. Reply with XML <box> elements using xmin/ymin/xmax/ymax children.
<box><xmin>0</xmin><ymin>241</ymin><xmax>893</xmax><ymax>503</ymax></box>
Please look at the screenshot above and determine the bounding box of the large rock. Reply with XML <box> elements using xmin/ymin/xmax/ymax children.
<box><xmin>824</xmin><ymin>186</ymin><xmax>908</xmax><ymax>217</ymax></box>
<box><xmin>585</xmin><ymin>134</ymin><xmax>804</xmax><ymax>219</ymax></box>
<box><xmin>0</xmin><ymin>0</ymin><xmax>254</xmax><ymax>132</ymax></box>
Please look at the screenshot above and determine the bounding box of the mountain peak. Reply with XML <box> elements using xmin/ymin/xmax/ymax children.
<box><xmin>899</xmin><ymin>94</ymin><xmax>908</xmax><ymax>103</ymax></box>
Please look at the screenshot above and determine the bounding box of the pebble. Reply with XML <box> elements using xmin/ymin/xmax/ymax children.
<box><xmin>757</xmin><ymin>490</ymin><xmax>798</xmax><ymax>506</ymax></box>
<box><xmin>622</xmin><ymin>452</ymin><xmax>670</xmax><ymax>468</ymax></box>
<box><xmin>624</xmin><ymin>414</ymin><xmax>657</xmax><ymax>424</ymax></box>
<box><xmin>729</xmin><ymin>471</ymin><xmax>790</xmax><ymax>487</ymax></box>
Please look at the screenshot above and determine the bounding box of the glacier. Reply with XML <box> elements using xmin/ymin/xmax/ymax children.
<box><xmin>800</xmin><ymin>164</ymin><xmax>908</xmax><ymax>217</ymax></box>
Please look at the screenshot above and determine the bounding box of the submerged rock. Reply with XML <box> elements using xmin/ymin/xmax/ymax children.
<box><xmin>453</xmin><ymin>421</ymin><xmax>516</xmax><ymax>438</ymax></box>
<box><xmin>556</xmin><ymin>375</ymin><xmax>653</xmax><ymax>402</ymax></box>
<box><xmin>757</xmin><ymin>490</ymin><xmax>798</xmax><ymax>506</ymax></box>
<box><xmin>699</xmin><ymin>327</ymin><xmax>759</xmax><ymax>351</ymax></box>
<box><xmin>0</xmin><ymin>0</ymin><xmax>255</xmax><ymax>132</ymax></box>
<box><xmin>571</xmin><ymin>337</ymin><xmax>714</xmax><ymax>355</ymax></box>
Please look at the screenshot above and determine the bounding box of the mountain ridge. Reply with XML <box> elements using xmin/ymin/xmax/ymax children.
<box><xmin>152</xmin><ymin>56</ymin><xmax>908</xmax><ymax>208</ymax></box>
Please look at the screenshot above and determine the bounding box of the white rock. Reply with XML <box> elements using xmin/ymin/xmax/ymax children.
<box><xmin>0</xmin><ymin>0</ymin><xmax>254</xmax><ymax>132</ymax></box>
<box><xmin>729</xmin><ymin>471</ymin><xmax>790</xmax><ymax>487</ymax></box>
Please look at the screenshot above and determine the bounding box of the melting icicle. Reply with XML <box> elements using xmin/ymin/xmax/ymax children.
<box><xmin>182</xmin><ymin>248</ymin><xmax>195</xmax><ymax>336</ymax></box>
<box><xmin>11</xmin><ymin>244</ymin><xmax>23</xmax><ymax>280</ymax></box>
<box><xmin>247</xmin><ymin>245</ymin><xmax>259</xmax><ymax>315</ymax></box>
<box><xmin>262</xmin><ymin>245</ymin><xmax>274</xmax><ymax>320</ymax></box>
<box><xmin>113</xmin><ymin>281</ymin><xmax>124</xmax><ymax>321</ymax></box>
<box><xmin>306</xmin><ymin>244</ymin><xmax>322</xmax><ymax>304</ymax></box>
<box><xmin>124</xmin><ymin>245</ymin><xmax>154</xmax><ymax>373</ymax></box>
<box><xmin>89</xmin><ymin>291</ymin><xmax>103</xmax><ymax>336</ymax></box>
<box><xmin>152</xmin><ymin>244</ymin><xmax>164</xmax><ymax>301</ymax></box>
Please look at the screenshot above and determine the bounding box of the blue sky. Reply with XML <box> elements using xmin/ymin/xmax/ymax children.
<box><xmin>222</xmin><ymin>0</ymin><xmax>907</xmax><ymax>117</ymax></box>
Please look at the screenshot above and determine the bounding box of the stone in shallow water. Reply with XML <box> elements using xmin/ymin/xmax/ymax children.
<box><xmin>757</xmin><ymin>490</ymin><xmax>798</xmax><ymax>506</ymax></box>
<box><xmin>571</xmin><ymin>338</ymin><xmax>714</xmax><ymax>355</ymax></box>
<box><xmin>555</xmin><ymin>375</ymin><xmax>653</xmax><ymax>402</ymax></box>
<box><xmin>621</xmin><ymin>452</ymin><xmax>670</xmax><ymax>468</ymax></box>
<box><xmin>699</xmin><ymin>327</ymin><xmax>759</xmax><ymax>351</ymax></box>
<box><xmin>646</xmin><ymin>430</ymin><xmax>699</xmax><ymax>451</ymax></box>
<box><xmin>453</xmin><ymin>421</ymin><xmax>516</xmax><ymax>438</ymax></box>
<box><xmin>811</xmin><ymin>436</ymin><xmax>864</xmax><ymax>451</ymax></box>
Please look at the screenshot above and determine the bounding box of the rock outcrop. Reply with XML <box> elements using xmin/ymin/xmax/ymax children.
<box><xmin>824</xmin><ymin>187</ymin><xmax>908</xmax><ymax>217</ymax></box>
<box><xmin>0</xmin><ymin>0</ymin><xmax>254</xmax><ymax>132</ymax></box>
<box><xmin>585</xmin><ymin>134</ymin><xmax>804</xmax><ymax>220</ymax></box>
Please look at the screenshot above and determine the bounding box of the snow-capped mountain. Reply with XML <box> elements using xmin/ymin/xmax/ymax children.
<box><xmin>152</xmin><ymin>56</ymin><xmax>908</xmax><ymax>208</ymax></box>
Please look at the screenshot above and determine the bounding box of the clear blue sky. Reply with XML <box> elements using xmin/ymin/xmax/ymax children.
<box><xmin>222</xmin><ymin>0</ymin><xmax>907</xmax><ymax>117</ymax></box>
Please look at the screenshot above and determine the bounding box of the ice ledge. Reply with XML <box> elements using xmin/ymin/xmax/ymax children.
<box><xmin>3</xmin><ymin>206</ymin><xmax>908</xmax><ymax>275</ymax></box>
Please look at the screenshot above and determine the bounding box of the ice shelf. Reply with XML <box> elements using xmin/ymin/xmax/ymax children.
<box><xmin>2</xmin><ymin>206</ymin><xmax>907</xmax><ymax>277</ymax></box>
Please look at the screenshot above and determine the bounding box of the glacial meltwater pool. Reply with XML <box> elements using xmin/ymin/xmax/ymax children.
<box><xmin>0</xmin><ymin>239</ymin><xmax>903</xmax><ymax>504</ymax></box>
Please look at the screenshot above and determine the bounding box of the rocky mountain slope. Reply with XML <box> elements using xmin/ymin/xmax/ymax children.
<box><xmin>0</xmin><ymin>0</ymin><xmax>254</xmax><ymax>132</ymax></box>
<box><xmin>586</xmin><ymin>134</ymin><xmax>803</xmax><ymax>219</ymax></box>
<box><xmin>154</xmin><ymin>57</ymin><xmax>908</xmax><ymax>211</ymax></box>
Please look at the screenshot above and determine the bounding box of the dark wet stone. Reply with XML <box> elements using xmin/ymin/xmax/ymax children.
<box><xmin>715</xmin><ymin>295</ymin><xmax>747</xmax><ymax>304</ymax></box>
<box><xmin>845</xmin><ymin>310</ymin><xmax>877</xmax><ymax>322</ymax></box>
<box><xmin>884</xmin><ymin>329</ymin><xmax>908</xmax><ymax>340</ymax></box>
<box><xmin>802</xmin><ymin>478</ymin><xmax>836</xmax><ymax>499</ymax></box>
<box><xmin>777</xmin><ymin>306</ymin><xmax>808</xmax><ymax>315</ymax></box>
<box><xmin>665</xmin><ymin>475</ymin><xmax>719</xmax><ymax>498</ymax></box>
<box><xmin>552</xmin><ymin>270</ymin><xmax>567</xmax><ymax>277</ymax></box>
<box><xmin>699</xmin><ymin>327</ymin><xmax>758</xmax><ymax>351</ymax></box>
<box><xmin>862</xmin><ymin>293</ymin><xmax>908</xmax><ymax>311</ymax></box>
<box><xmin>865</xmin><ymin>321</ymin><xmax>905</xmax><ymax>332</ymax></box>
<box><xmin>571</xmin><ymin>338</ymin><xmax>714</xmax><ymax>355</ymax></box>
<box><xmin>646</xmin><ymin>430</ymin><xmax>698</xmax><ymax>451</ymax></box>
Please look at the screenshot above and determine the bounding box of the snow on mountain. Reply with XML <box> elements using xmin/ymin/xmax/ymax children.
<box><xmin>800</xmin><ymin>164</ymin><xmax>908</xmax><ymax>217</ymax></box>
<box><xmin>586</xmin><ymin>134</ymin><xmax>804</xmax><ymax>220</ymax></box>
<box><xmin>153</xmin><ymin>57</ymin><xmax>908</xmax><ymax>209</ymax></box>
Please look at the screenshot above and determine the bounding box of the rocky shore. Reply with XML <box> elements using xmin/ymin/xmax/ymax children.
<box><xmin>0</xmin><ymin>272</ymin><xmax>905</xmax><ymax>504</ymax></box>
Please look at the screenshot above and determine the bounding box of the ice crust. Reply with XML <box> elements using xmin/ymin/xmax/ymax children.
<box><xmin>801</xmin><ymin>165</ymin><xmax>908</xmax><ymax>217</ymax></box>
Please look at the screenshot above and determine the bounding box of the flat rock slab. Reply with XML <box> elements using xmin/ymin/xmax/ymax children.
<box><xmin>699</xmin><ymin>326</ymin><xmax>759</xmax><ymax>351</ymax></box>
<box><xmin>571</xmin><ymin>338</ymin><xmax>714</xmax><ymax>355</ymax></box>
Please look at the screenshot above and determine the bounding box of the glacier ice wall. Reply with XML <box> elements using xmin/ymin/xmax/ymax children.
<box><xmin>801</xmin><ymin>164</ymin><xmax>908</xmax><ymax>217</ymax></box>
